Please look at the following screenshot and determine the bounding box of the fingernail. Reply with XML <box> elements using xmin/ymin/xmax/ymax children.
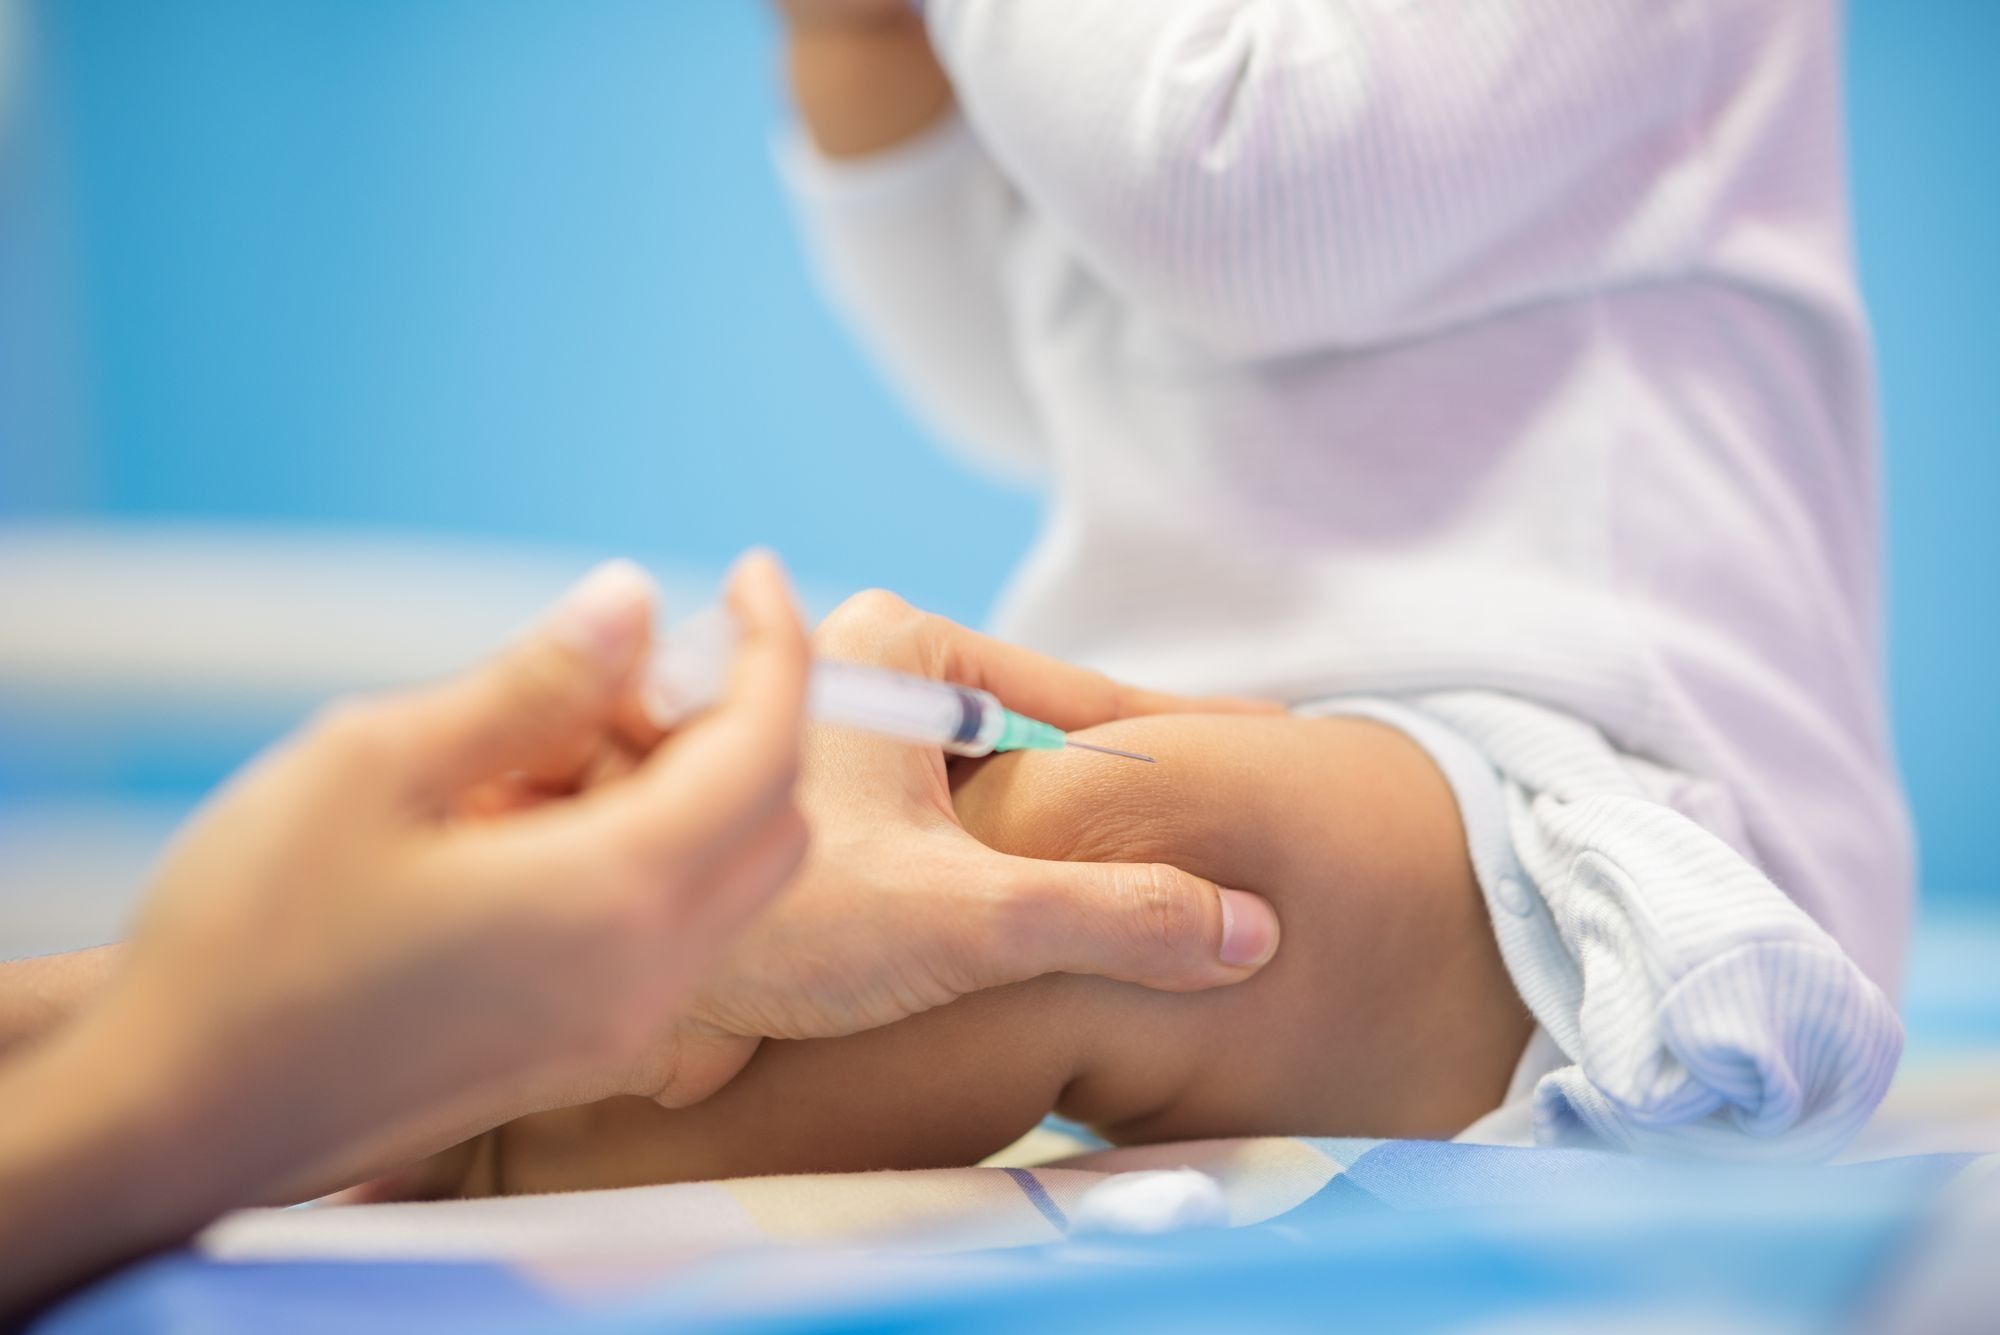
<box><xmin>1217</xmin><ymin>888</ymin><xmax>1279</xmax><ymax>968</ymax></box>
<box><xmin>546</xmin><ymin>560</ymin><xmax>653</xmax><ymax>669</ymax></box>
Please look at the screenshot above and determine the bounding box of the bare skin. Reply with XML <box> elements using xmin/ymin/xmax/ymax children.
<box><xmin>0</xmin><ymin>557</ymin><xmax>816</xmax><ymax>1313</ymax></box>
<box><xmin>0</xmin><ymin>947</ymin><xmax>119</xmax><ymax>1062</ymax></box>
<box><xmin>780</xmin><ymin>2</ymin><xmax>955</xmax><ymax>159</ymax></box>
<box><xmin>433</xmin><ymin>712</ymin><xmax>1531</xmax><ymax>1197</ymax></box>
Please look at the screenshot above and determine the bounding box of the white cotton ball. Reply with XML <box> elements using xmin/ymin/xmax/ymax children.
<box><xmin>1069</xmin><ymin>1168</ymin><xmax>1228</xmax><ymax>1237</ymax></box>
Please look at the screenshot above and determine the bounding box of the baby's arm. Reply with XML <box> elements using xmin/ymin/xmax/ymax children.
<box><xmin>477</xmin><ymin>977</ymin><xmax>1090</xmax><ymax>1194</ymax></box>
<box><xmin>458</xmin><ymin>714</ymin><xmax>1529</xmax><ymax>1196</ymax></box>
<box><xmin>962</xmin><ymin>713</ymin><xmax>1531</xmax><ymax>1145</ymax></box>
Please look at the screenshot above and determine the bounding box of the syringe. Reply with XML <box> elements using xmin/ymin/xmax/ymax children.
<box><xmin>643</xmin><ymin>608</ymin><xmax>1155</xmax><ymax>762</ymax></box>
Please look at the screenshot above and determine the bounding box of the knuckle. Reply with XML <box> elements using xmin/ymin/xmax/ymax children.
<box><xmin>988</xmin><ymin>872</ymin><xmax>1062</xmax><ymax>967</ymax></box>
<box><xmin>815</xmin><ymin>588</ymin><xmax>919</xmax><ymax>652</ymax></box>
<box><xmin>840</xmin><ymin>587</ymin><xmax>912</xmax><ymax>622</ymax></box>
<box><xmin>1127</xmin><ymin>862</ymin><xmax>1208</xmax><ymax>957</ymax></box>
<box><xmin>504</xmin><ymin>645</ymin><xmax>584</xmax><ymax>731</ymax></box>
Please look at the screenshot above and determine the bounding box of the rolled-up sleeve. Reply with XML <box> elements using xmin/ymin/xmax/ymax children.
<box><xmin>1421</xmin><ymin>692</ymin><xmax>1903</xmax><ymax>1161</ymax></box>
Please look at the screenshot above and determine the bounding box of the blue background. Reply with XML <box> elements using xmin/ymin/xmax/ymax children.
<box><xmin>2</xmin><ymin>1</ymin><xmax>1995</xmax><ymax>897</ymax></box>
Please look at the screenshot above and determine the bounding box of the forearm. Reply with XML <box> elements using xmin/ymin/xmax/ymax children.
<box><xmin>957</xmin><ymin>712</ymin><xmax>1532</xmax><ymax>1139</ymax></box>
<box><xmin>0</xmin><ymin>945</ymin><xmax>123</xmax><ymax>1059</ymax></box>
<box><xmin>778</xmin><ymin>11</ymin><xmax>1046</xmax><ymax>475</ymax></box>
<box><xmin>477</xmin><ymin>978</ymin><xmax>1083</xmax><ymax>1196</ymax></box>
<box><xmin>0</xmin><ymin>1007</ymin><xmax>244</xmax><ymax>1315</ymax></box>
<box><xmin>783</xmin><ymin>10</ymin><xmax>954</xmax><ymax>157</ymax></box>
<box><xmin>0</xmin><ymin>972</ymin><xmax>422</xmax><ymax>1313</ymax></box>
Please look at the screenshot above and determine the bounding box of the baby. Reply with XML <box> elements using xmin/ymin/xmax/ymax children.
<box><xmin>391</xmin><ymin>711</ymin><xmax>1532</xmax><ymax>1196</ymax></box>
<box><xmin>755</xmin><ymin>0</ymin><xmax>1911</xmax><ymax>1157</ymax></box>
<box><xmin>365</xmin><ymin>0</ymin><xmax>1918</xmax><ymax>1192</ymax></box>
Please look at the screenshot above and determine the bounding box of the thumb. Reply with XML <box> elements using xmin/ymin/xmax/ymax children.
<box><xmin>996</xmin><ymin>855</ymin><xmax>1281</xmax><ymax>992</ymax></box>
<box><xmin>393</xmin><ymin>560</ymin><xmax>657</xmax><ymax>800</ymax></box>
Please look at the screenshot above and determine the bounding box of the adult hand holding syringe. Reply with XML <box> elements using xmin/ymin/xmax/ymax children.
<box><xmin>615</xmin><ymin>583</ymin><xmax>1282</xmax><ymax>1111</ymax></box>
<box><xmin>646</xmin><ymin>607</ymin><xmax>1155</xmax><ymax>763</ymax></box>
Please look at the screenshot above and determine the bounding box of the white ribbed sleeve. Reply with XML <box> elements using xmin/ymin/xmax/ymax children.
<box><xmin>925</xmin><ymin>0</ymin><xmax>1710</xmax><ymax>354</ymax></box>
<box><xmin>779</xmin><ymin>116</ymin><xmax>1048</xmax><ymax>480</ymax></box>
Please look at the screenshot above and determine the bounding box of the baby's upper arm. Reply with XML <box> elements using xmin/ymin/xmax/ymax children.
<box><xmin>954</xmin><ymin>713</ymin><xmax>1532</xmax><ymax>1141</ymax></box>
<box><xmin>956</xmin><ymin>713</ymin><xmax>1459</xmax><ymax>924</ymax></box>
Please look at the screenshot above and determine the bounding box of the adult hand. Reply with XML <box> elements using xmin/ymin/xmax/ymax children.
<box><xmin>0</xmin><ymin>555</ymin><xmax>810</xmax><ymax>1308</ymax></box>
<box><xmin>636</xmin><ymin>591</ymin><xmax>1286</xmax><ymax>1107</ymax></box>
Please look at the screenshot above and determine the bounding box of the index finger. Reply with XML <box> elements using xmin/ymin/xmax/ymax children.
<box><xmin>582</xmin><ymin>550</ymin><xmax>812</xmax><ymax>865</ymax></box>
<box><xmin>930</xmin><ymin>619</ymin><xmax>1283</xmax><ymax>733</ymax></box>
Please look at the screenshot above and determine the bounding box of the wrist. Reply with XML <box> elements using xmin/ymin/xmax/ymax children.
<box><xmin>0</xmin><ymin>1001</ymin><xmax>250</xmax><ymax>1310</ymax></box>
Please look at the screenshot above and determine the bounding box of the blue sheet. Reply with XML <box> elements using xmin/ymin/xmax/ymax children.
<box><xmin>39</xmin><ymin>1145</ymin><xmax>1995</xmax><ymax>1333</ymax></box>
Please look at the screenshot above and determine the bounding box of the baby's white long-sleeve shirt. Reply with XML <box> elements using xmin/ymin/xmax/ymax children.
<box><xmin>781</xmin><ymin>1</ymin><xmax>1910</xmax><ymax>1148</ymax></box>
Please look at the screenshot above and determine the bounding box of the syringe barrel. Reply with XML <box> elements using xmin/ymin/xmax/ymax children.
<box><xmin>810</xmin><ymin>660</ymin><xmax>1005</xmax><ymax>756</ymax></box>
<box><xmin>644</xmin><ymin>608</ymin><xmax>1006</xmax><ymax>755</ymax></box>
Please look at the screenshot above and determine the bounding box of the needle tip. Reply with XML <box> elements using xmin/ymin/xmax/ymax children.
<box><xmin>1065</xmin><ymin>740</ymin><xmax>1157</xmax><ymax>763</ymax></box>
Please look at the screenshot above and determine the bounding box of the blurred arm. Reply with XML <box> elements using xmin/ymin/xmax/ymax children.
<box><xmin>778</xmin><ymin>10</ymin><xmax>1048</xmax><ymax>479</ymax></box>
<box><xmin>0</xmin><ymin>1002</ymin><xmax>252</xmax><ymax>1315</ymax></box>
<box><xmin>785</xmin><ymin>9</ymin><xmax>955</xmax><ymax>159</ymax></box>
